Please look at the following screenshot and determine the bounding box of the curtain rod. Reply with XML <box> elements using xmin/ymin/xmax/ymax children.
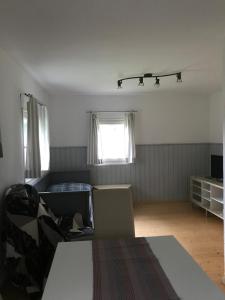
<box><xmin>20</xmin><ymin>93</ymin><xmax>45</xmax><ymax>106</ymax></box>
<box><xmin>86</xmin><ymin>110</ymin><xmax>137</xmax><ymax>113</ymax></box>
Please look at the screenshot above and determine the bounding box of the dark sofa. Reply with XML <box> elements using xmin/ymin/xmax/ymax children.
<box><xmin>33</xmin><ymin>170</ymin><xmax>93</xmax><ymax>227</ymax></box>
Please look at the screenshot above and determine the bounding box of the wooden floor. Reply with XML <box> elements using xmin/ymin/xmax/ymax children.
<box><xmin>134</xmin><ymin>201</ymin><xmax>225</xmax><ymax>293</ymax></box>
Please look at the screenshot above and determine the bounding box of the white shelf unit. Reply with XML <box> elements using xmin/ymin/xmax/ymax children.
<box><xmin>190</xmin><ymin>176</ymin><xmax>224</xmax><ymax>220</ymax></box>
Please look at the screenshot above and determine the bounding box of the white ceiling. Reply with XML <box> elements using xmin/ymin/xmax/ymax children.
<box><xmin>0</xmin><ymin>0</ymin><xmax>225</xmax><ymax>95</ymax></box>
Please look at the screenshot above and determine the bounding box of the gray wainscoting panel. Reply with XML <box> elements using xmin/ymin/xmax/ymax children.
<box><xmin>210</xmin><ymin>143</ymin><xmax>223</xmax><ymax>156</ymax></box>
<box><xmin>50</xmin><ymin>144</ymin><xmax>210</xmax><ymax>202</ymax></box>
<box><xmin>50</xmin><ymin>146</ymin><xmax>88</xmax><ymax>171</ymax></box>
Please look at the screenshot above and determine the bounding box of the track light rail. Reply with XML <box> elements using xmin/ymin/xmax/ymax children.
<box><xmin>117</xmin><ymin>72</ymin><xmax>182</xmax><ymax>88</ymax></box>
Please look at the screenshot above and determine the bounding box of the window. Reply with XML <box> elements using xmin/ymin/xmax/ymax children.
<box><xmin>22</xmin><ymin>95</ymin><xmax>50</xmax><ymax>179</ymax></box>
<box><xmin>38</xmin><ymin>105</ymin><xmax>50</xmax><ymax>172</ymax></box>
<box><xmin>98</xmin><ymin>118</ymin><xmax>128</xmax><ymax>164</ymax></box>
<box><xmin>87</xmin><ymin>112</ymin><xmax>136</xmax><ymax>165</ymax></box>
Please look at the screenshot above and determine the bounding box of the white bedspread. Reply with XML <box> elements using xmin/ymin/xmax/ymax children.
<box><xmin>42</xmin><ymin>236</ymin><xmax>225</xmax><ymax>300</ymax></box>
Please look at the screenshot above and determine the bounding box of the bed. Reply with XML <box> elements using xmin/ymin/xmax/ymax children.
<box><xmin>42</xmin><ymin>236</ymin><xmax>225</xmax><ymax>300</ymax></box>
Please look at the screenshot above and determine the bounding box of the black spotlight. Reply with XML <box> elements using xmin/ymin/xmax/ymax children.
<box><xmin>177</xmin><ymin>72</ymin><xmax>182</xmax><ymax>83</ymax></box>
<box><xmin>138</xmin><ymin>77</ymin><xmax>144</xmax><ymax>86</ymax></box>
<box><xmin>117</xmin><ymin>80</ymin><xmax>122</xmax><ymax>89</ymax></box>
<box><xmin>154</xmin><ymin>77</ymin><xmax>160</xmax><ymax>88</ymax></box>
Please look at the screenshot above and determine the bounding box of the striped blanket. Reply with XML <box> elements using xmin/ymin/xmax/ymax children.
<box><xmin>92</xmin><ymin>238</ymin><xmax>180</xmax><ymax>300</ymax></box>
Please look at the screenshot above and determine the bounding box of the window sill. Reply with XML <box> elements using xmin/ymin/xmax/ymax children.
<box><xmin>25</xmin><ymin>171</ymin><xmax>49</xmax><ymax>184</ymax></box>
<box><xmin>25</xmin><ymin>178</ymin><xmax>39</xmax><ymax>184</ymax></box>
<box><xmin>95</xmin><ymin>162</ymin><xmax>135</xmax><ymax>166</ymax></box>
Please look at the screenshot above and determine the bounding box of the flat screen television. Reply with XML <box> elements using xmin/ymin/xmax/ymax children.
<box><xmin>211</xmin><ymin>155</ymin><xmax>223</xmax><ymax>180</ymax></box>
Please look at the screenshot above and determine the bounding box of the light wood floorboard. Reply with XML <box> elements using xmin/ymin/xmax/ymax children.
<box><xmin>134</xmin><ymin>201</ymin><xmax>225</xmax><ymax>293</ymax></box>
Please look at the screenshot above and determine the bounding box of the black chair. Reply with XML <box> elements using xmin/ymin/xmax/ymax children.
<box><xmin>2</xmin><ymin>183</ymin><xmax>93</xmax><ymax>298</ymax></box>
<box><xmin>2</xmin><ymin>184</ymin><xmax>48</xmax><ymax>298</ymax></box>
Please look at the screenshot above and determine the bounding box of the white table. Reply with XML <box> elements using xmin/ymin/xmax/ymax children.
<box><xmin>42</xmin><ymin>236</ymin><xmax>225</xmax><ymax>300</ymax></box>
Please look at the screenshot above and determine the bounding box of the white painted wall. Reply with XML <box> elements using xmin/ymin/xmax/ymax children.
<box><xmin>222</xmin><ymin>41</ymin><xmax>225</xmax><ymax>282</ymax></box>
<box><xmin>209</xmin><ymin>90</ymin><xmax>224</xmax><ymax>143</ymax></box>
<box><xmin>0</xmin><ymin>48</ymin><xmax>48</xmax><ymax>197</ymax></box>
<box><xmin>48</xmin><ymin>92</ymin><xmax>210</xmax><ymax>147</ymax></box>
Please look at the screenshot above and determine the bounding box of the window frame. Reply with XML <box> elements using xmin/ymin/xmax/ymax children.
<box><xmin>21</xmin><ymin>96</ymin><xmax>49</xmax><ymax>181</ymax></box>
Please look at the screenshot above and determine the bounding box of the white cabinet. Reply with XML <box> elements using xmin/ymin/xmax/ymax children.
<box><xmin>190</xmin><ymin>176</ymin><xmax>223</xmax><ymax>219</ymax></box>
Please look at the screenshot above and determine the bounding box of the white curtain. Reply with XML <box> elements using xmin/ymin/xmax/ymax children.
<box><xmin>26</xmin><ymin>96</ymin><xmax>50</xmax><ymax>178</ymax></box>
<box><xmin>87</xmin><ymin>113</ymin><xmax>99</xmax><ymax>165</ymax></box>
<box><xmin>26</xmin><ymin>97</ymin><xmax>41</xmax><ymax>178</ymax></box>
<box><xmin>125</xmin><ymin>112</ymin><xmax>136</xmax><ymax>163</ymax></box>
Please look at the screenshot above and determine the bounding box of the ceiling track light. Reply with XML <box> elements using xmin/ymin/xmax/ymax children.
<box><xmin>176</xmin><ymin>72</ymin><xmax>182</xmax><ymax>83</ymax></box>
<box><xmin>154</xmin><ymin>77</ymin><xmax>160</xmax><ymax>88</ymax></box>
<box><xmin>117</xmin><ymin>80</ymin><xmax>122</xmax><ymax>89</ymax></box>
<box><xmin>117</xmin><ymin>71</ymin><xmax>182</xmax><ymax>89</ymax></box>
<box><xmin>138</xmin><ymin>77</ymin><xmax>144</xmax><ymax>86</ymax></box>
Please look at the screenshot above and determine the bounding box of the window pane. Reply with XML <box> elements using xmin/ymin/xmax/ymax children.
<box><xmin>23</xmin><ymin>112</ymin><xmax>28</xmax><ymax>146</ymax></box>
<box><xmin>38</xmin><ymin>106</ymin><xmax>50</xmax><ymax>171</ymax></box>
<box><xmin>98</xmin><ymin>123</ymin><xmax>128</xmax><ymax>161</ymax></box>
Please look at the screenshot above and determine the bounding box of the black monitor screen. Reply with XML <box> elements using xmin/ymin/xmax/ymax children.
<box><xmin>211</xmin><ymin>155</ymin><xmax>223</xmax><ymax>179</ymax></box>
